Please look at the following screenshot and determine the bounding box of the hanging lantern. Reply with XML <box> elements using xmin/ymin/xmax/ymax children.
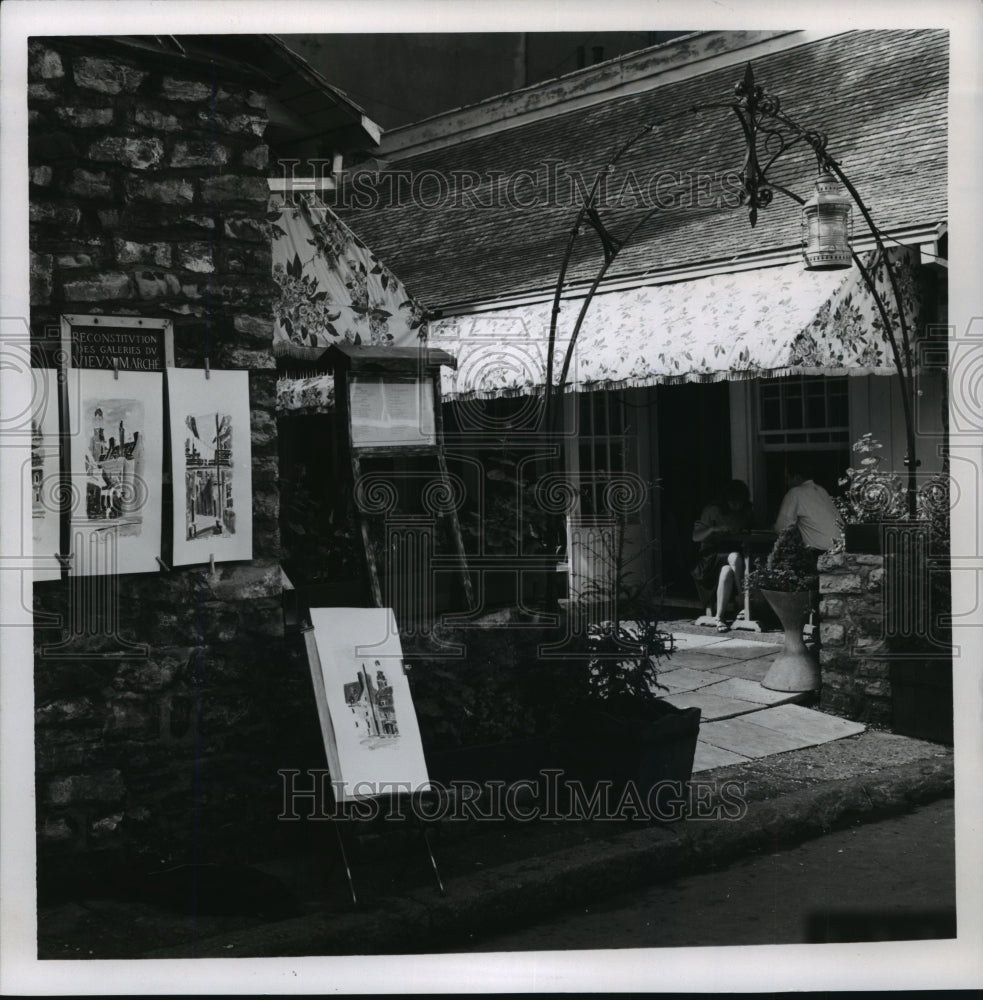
<box><xmin>802</xmin><ymin>172</ymin><xmax>852</xmax><ymax>270</ymax></box>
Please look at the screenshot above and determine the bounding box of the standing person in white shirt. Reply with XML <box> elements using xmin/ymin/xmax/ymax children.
<box><xmin>773</xmin><ymin>465</ymin><xmax>843</xmax><ymax>563</ymax></box>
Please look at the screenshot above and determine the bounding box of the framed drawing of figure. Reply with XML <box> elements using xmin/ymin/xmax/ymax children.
<box><xmin>65</xmin><ymin>368</ymin><xmax>164</xmax><ymax>577</ymax></box>
<box><xmin>168</xmin><ymin>367</ymin><xmax>253</xmax><ymax>567</ymax></box>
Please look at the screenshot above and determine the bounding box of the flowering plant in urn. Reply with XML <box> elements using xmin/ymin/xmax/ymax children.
<box><xmin>835</xmin><ymin>433</ymin><xmax>906</xmax><ymax>524</ymax></box>
<box><xmin>746</xmin><ymin>526</ymin><xmax>819</xmax><ymax>593</ymax></box>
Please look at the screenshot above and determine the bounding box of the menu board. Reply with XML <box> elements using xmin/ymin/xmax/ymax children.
<box><xmin>349</xmin><ymin>377</ymin><xmax>436</xmax><ymax>448</ymax></box>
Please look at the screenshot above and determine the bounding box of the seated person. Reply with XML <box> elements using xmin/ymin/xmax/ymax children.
<box><xmin>692</xmin><ymin>480</ymin><xmax>754</xmax><ymax>632</ymax></box>
<box><xmin>774</xmin><ymin>464</ymin><xmax>843</xmax><ymax>567</ymax></box>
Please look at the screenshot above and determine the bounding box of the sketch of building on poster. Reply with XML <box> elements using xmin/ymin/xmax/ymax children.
<box><xmin>344</xmin><ymin>660</ymin><xmax>400</xmax><ymax>745</ymax></box>
<box><xmin>169</xmin><ymin>368</ymin><xmax>252</xmax><ymax>567</ymax></box>
<box><xmin>66</xmin><ymin>369</ymin><xmax>163</xmax><ymax>577</ymax></box>
<box><xmin>307</xmin><ymin>607</ymin><xmax>430</xmax><ymax>801</ymax></box>
<box><xmin>32</xmin><ymin>368</ymin><xmax>61</xmax><ymax>582</ymax></box>
<box><xmin>184</xmin><ymin>411</ymin><xmax>235</xmax><ymax>541</ymax></box>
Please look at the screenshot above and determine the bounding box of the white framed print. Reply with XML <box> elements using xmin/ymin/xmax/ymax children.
<box><xmin>307</xmin><ymin>607</ymin><xmax>431</xmax><ymax>802</ymax></box>
<box><xmin>168</xmin><ymin>367</ymin><xmax>252</xmax><ymax>567</ymax></box>
<box><xmin>66</xmin><ymin>368</ymin><xmax>164</xmax><ymax>577</ymax></box>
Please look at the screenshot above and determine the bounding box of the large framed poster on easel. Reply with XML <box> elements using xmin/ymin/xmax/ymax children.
<box><xmin>328</xmin><ymin>343</ymin><xmax>473</xmax><ymax>627</ymax></box>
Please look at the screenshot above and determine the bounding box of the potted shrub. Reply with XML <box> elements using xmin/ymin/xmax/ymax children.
<box><xmin>746</xmin><ymin>526</ymin><xmax>820</xmax><ymax>692</ymax></box>
<box><xmin>544</xmin><ymin>524</ymin><xmax>701</xmax><ymax>798</ymax></box>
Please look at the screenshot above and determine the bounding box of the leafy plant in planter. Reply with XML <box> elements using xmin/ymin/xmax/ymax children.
<box><xmin>746</xmin><ymin>526</ymin><xmax>819</xmax><ymax>692</ymax></box>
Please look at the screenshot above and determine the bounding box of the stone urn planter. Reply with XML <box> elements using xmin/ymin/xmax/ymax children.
<box><xmin>759</xmin><ymin>589</ymin><xmax>819</xmax><ymax>692</ymax></box>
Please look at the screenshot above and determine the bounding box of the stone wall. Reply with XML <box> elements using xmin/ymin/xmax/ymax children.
<box><xmin>817</xmin><ymin>550</ymin><xmax>891</xmax><ymax>725</ymax></box>
<box><xmin>28</xmin><ymin>38</ymin><xmax>320</xmax><ymax>875</ymax></box>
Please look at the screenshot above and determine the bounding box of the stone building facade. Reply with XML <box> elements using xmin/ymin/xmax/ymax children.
<box><xmin>28</xmin><ymin>37</ymin><xmax>321</xmax><ymax>877</ymax></box>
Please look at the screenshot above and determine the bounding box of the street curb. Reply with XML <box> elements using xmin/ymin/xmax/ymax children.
<box><xmin>144</xmin><ymin>753</ymin><xmax>954</xmax><ymax>958</ymax></box>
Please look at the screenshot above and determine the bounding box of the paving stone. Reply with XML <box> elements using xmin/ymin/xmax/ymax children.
<box><xmin>657</xmin><ymin>667</ymin><xmax>731</xmax><ymax>693</ymax></box>
<box><xmin>662</xmin><ymin>648</ymin><xmax>743</xmax><ymax>671</ymax></box>
<box><xmin>696</xmin><ymin>638</ymin><xmax>782</xmax><ymax>660</ymax></box>
<box><xmin>662</xmin><ymin>690</ymin><xmax>762</xmax><ymax>721</ymax></box>
<box><xmin>666</xmin><ymin>631</ymin><xmax>729</xmax><ymax>649</ymax></box>
<box><xmin>740</xmin><ymin>703</ymin><xmax>866</xmax><ymax>745</ymax></box>
<box><xmin>691</xmin><ymin>740</ymin><xmax>752</xmax><ymax>772</ymax></box>
<box><xmin>704</xmin><ymin>676</ymin><xmax>808</xmax><ymax>705</ymax></box>
<box><xmin>697</xmin><ymin>716</ymin><xmax>815</xmax><ymax>758</ymax></box>
<box><xmin>710</xmin><ymin>656</ymin><xmax>776</xmax><ymax>682</ymax></box>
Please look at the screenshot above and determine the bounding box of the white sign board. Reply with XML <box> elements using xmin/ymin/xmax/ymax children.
<box><xmin>349</xmin><ymin>377</ymin><xmax>436</xmax><ymax>448</ymax></box>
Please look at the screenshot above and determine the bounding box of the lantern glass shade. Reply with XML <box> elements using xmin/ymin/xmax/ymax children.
<box><xmin>802</xmin><ymin>172</ymin><xmax>853</xmax><ymax>270</ymax></box>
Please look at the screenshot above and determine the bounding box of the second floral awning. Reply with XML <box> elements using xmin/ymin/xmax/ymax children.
<box><xmin>426</xmin><ymin>246</ymin><xmax>922</xmax><ymax>401</ymax></box>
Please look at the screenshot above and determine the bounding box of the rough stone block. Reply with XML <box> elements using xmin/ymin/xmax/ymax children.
<box><xmin>64</xmin><ymin>168</ymin><xmax>113</xmax><ymax>199</ymax></box>
<box><xmin>39</xmin><ymin>816</ymin><xmax>75</xmax><ymax>844</ymax></box>
<box><xmin>854</xmin><ymin>554</ymin><xmax>885</xmax><ymax>566</ymax></box>
<box><xmin>234</xmin><ymin>313</ymin><xmax>274</xmax><ymax>342</ymax></box>
<box><xmin>222</xmin><ymin>214</ymin><xmax>266</xmax><ymax>242</ymax></box>
<box><xmin>170</xmin><ymin>140</ymin><xmax>230</xmax><ymax>169</ymax></box>
<box><xmin>133</xmin><ymin>107</ymin><xmax>182</xmax><ymax>132</ymax></box>
<box><xmin>863</xmin><ymin>678</ymin><xmax>890</xmax><ymax>698</ymax></box>
<box><xmin>44</xmin><ymin>770</ymin><xmax>125</xmax><ymax>805</ymax></box>
<box><xmin>29</xmin><ymin>42</ymin><xmax>65</xmax><ymax>80</ymax></box>
<box><xmin>220</xmin><ymin>244</ymin><xmax>272</xmax><ymax>274</ymax></box>
<box><xmin>54</xmin><ymin>106</ymin><xmax>114</xmax><ymax>128</ymax></box>
<box><xmin>202</xmin><ymin>174</ymin><xmax>269</xmax><ymax>203</ymax></box>
<box><xmin>74</xmin><ymin>56</ymin><xmax>146</xmax><ymax>95</ymax></box>
<box><xmin>221</xmin><ymin>345</ymin><xmax>276</xmax><ymax>370</ymax></box>
<box><xmin>62</xmin><ymin>273</ymin><xmax>132</xmax><ymax>302</ymax></box>
<box><xmin>30</xmin><ymin>252</ymin><xmax>53</xmax><ymax>305</ymax></box>
<box><xmin>30</xmin><ymin>165</ymin><xmax>54</xmax><ymax>187</ymax></box>
<box><xmin>162</xmin><ymin>77</ymin><xmax>214</xmax><ymax>102</ymax></box>
<box><xmin>819</xmin><ymin>622</ymin><xmax>845</xmax><ymax>645</ymax></box>
<box><xmin>819</xmin><ymin>598</ymin><xmax>844</xmax><ymax>618</ymax></box>
<box><xmin>196</xmin><ymin>110</ymin><xmax>266</xmax><ymax>136</ymax></box>
<box><xmin>134</xmin><ymin>270</ymin><xmax>181</xmax><ymax>300</ymax></box>
<box><xmin>123</xmin><ymin>176</ymin><xmax>194</xmax><ymax>204</ymax></box>
<box><xmin>28</xmin><ymin>83</ymin><xmax>60</xmax><ymax>102</ymax></box>
<box><xmin>817</xmin><ymin>552</ymin><xmax>845</xmax><ymax>571</ymax></box>
<box><xmin>56</xmin><ymin>252</ymin><xmax>95</xmax><ymax>269</ymax></box>
<box><xmin>241</xmin><ymin>145</ymin><xmax>269</xmax><ymax>170</ymax></box>
<box><xmin>88</xmin><ymin>136</ymin><xmax>164</xmax><ymax>170</ymax></box>
<box><xmin>175</xmin><ymin>242</ymin><xmax>215</xmax><ymax>273</ymax></box>
<box><xmin>113</xmin><ymin>239</ymin><xmax>172</xmax><ymax>266</ymax></box>
<box><xmin>820</xmin><ymin>574</ymin><xmax>863</xmax><ymax>594</ymax></box>
<box><xmin>108</xmin><ymin>698</ymin><xmax>157</xmax><ymax>734</ymax></box>
<box><xmin>90</xmin><ymin>813</ymin><xmax>124</xmax><ymax>840</ymax></box>
<box><xmin>867</xmin><ymin>567</ymin><xmax>884</xmax><ymax>591</ymax></box>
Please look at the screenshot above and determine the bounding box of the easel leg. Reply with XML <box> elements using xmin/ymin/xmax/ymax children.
<box><xmin>421</xmin><ymin>825</ymin><xmax>445</xmax><ymax>897</ymax></box>
<box><xmin>333</xmin><ymin>818</ymin><xmax>358</xmax><ymax>907</ymax></box>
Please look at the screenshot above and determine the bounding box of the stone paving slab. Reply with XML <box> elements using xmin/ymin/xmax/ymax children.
<box><xmin>741</xmin><ymin>703</ymin><xmax>866</xmax><ymax>744</ymax></box>
<box><xmin>704</xmin><ymin>676</ymin><xmax>807</xmax><ymax>705</ymax></box>
<box><xmin>708</xmin><ymin>657</ymin><xmax>776</xmax><ymax>682</ymax></box>
<box><xmin>662</xmin><ymin>648</ymin><xmax>750</xmax><ymax>671</ymax></box>
<box><xmin>662</xmin><ymin>690</ymin><xmax>764</xmax><ymax>721</ymax></box>
<box><xmin>691</xmin><ymin>740</ymin><xmax>751</xmax><ymax>772</ymax></box>
<box><xmin>696</xmin><ymin>638</ymin><xmax>782</xmax><ymax>660</ymax></box>
<box><xmin>657</xmin><ymin>666</ymin><xmax>732</xmax><ymax>693</ymax></box>
<box><xmin>669</xmin><ymin>632</ymin><xmax>730</xmax><ymax>649</ymax></box>
<box><xmin>697</xmin><ymin>716</ymin><xmax>816</xmax><ymax>758</ymax></box>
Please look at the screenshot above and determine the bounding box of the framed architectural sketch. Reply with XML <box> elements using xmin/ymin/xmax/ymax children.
<box><xmin>307</xmin><ymin>607</ymin><xmax>430</xmax><ymax>801</ymax></box>
<box><xmin>31</xmin><ymin>368</ymin><xmax>62</xmax><ymax>582</ymax></box>
<box><xmin>168</xmin><ymin>368</ymin><xmax>252</xmax><ymax>567</ymax></box>
<box><xmin>66</xmin><ymin>369</ymin><xmax>164</xmax><ymax>577</ymax></box>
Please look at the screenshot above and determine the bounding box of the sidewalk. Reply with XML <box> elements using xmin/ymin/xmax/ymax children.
<box><xmin>39</xmin><ymin>622</ymin><xmax>954</xmax><ymax>960</ymax></box>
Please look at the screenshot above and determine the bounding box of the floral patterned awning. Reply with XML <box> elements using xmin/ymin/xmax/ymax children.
<box><xmin>426</xmin><ymin>246</ymin><xmax>922</xmax><ymax>401</ymax></box>
<box><xmin>274</xmin><ymin>240</ymin><xmax>921</xmax><ymax>413</ymax></box>
<box><xmin>271</xmin><ymin>192</ymin><xmax>428</xmax><ymax>413</ymax></box>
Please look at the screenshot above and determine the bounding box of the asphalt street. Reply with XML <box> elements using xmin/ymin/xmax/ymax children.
<box><xmin>453</xmin><ymin>797</ymin><xmax>956</xmax><ymax>951</ymax></box>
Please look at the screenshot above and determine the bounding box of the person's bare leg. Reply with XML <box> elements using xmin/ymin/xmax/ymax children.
<box><xmin>716</xmin><ymin>565</ymin><xmax>735</xmax><ymax>627</ymax></box>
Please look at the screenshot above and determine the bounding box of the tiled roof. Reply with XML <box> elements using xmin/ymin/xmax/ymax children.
<box><xmin>333</xmin><ymin>30</ymin><xmax>947</xmax><ymax>312</ymax></box>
